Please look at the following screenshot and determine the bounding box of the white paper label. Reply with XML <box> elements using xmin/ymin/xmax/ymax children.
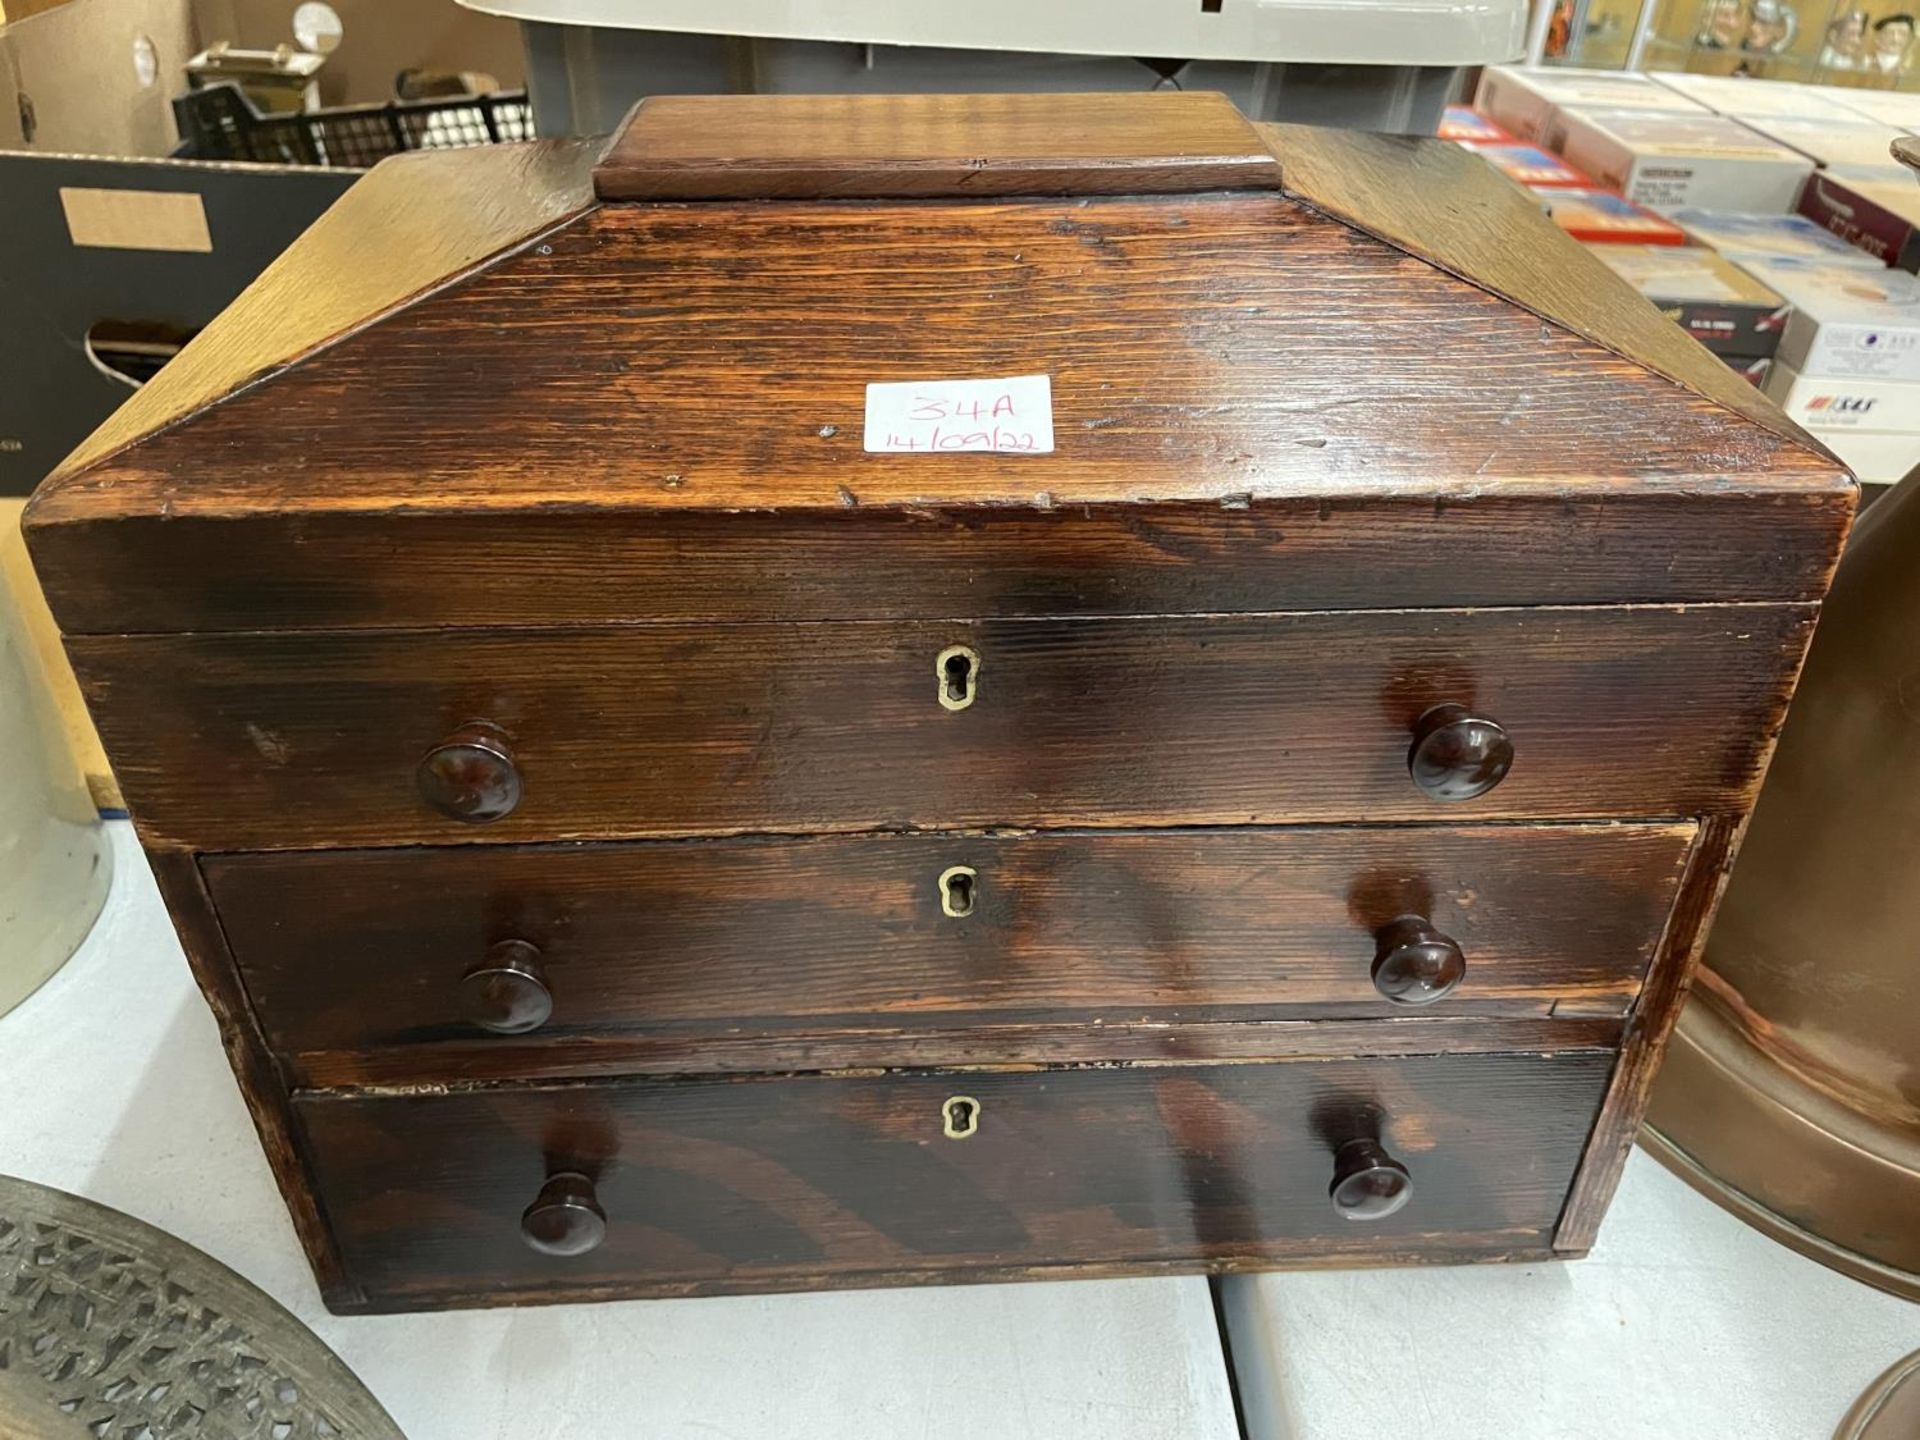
<box><xmin>863</xmin><ymin>375</ymin><xmax>1053</xmax><ymax>454</ymax></box>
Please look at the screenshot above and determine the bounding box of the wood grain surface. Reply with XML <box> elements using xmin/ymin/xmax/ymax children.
<box><xmin>1262</xmin><ymin>122</ymin><xmax>1843</xmax><ymax>467</ymax></box>
<box><xmin>142</xmin><ymin>850</ymin><xmax>360</xmax><ymax>1307</ymax></box>
<box><xmin>1555</xmin><ymin>814</ymin><xmax>1744</xmax><ymax>1251</ymax></box>
<box><xmin>204</xmin><ymin>823</ymin><xmax>1690</xmax><ymax>1074</ymax></box>
<box><xmin>277</xmin><ymin>1016</ymin><xmax>1629</xmax><ymax>1092</ymax></box>
<box><xmin>294</xmin><ymin>1051</ymin><xmax>1615</xmax><ymax>1308</ymax></box>
<box><xmin>595</xmin><ymin>92</ymin><xmax>1280</xmax><ymax>199</ymax></box>
<box><xmin>25</xmin><ymin>490</ymin><xmax>1853</xmax><ymax>635</ymax></box>
<box><xmin>71</xmin><ymin>607</ymin><xmax>1814</xmax><ymax>850</ymax></box>
<box><xmin>26</xmin><ymin>195</ymin><xmax>1848</xmax><ymax>531</ymax></box>
<box><xmin>34</xmin><ymin>139</ymin><xmax>597</xmax><ymax>492</ymax></box>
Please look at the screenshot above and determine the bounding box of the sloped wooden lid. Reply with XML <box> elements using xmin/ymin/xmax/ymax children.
<box><xmin>18</xmin><ymin>96</ymin><xmax>1843</xmax><ymax>545</ymax></box>
<box><xmin>1260</xmin><ymin>122</ymin><xmax>1828</xmax><ymax>458</ymax></box>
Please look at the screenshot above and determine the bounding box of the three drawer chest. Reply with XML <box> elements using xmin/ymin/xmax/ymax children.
<box><xmin>25</xmin><ymin>93</ymin><xmax>1853</xmax><ymax>1312</ymax></box>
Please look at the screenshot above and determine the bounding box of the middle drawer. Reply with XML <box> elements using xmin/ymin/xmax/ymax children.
<box><xmin>208</xmin><ymin>822</ymin><xmax>1691</xmax><ymax>1078</ymax></box>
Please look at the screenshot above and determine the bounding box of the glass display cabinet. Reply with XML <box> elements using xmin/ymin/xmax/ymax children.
<box><xmin>1530</xmin><ymin>0</ymin><xmax>1917</xmax><ymax>89</ymax></box>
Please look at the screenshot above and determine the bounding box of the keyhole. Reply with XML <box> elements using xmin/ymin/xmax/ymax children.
<box><xmin>935</xmin><ymin>644</ymin><xmax>980</xmax><ymax>711</ymax></box>
<box><xmin>939</xmin><ymin>865</ymin><xmax>977</xmax><ymax>918</ymax></box>
<box><xmin>942</xmin><ymin>1095</ymin><xmax>980</xmax><ymax>1140</ymax></box>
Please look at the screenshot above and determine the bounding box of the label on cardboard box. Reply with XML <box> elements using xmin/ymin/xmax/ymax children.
<box><xmin>1764</xmin><ymin>364</ymin><xmax>1920</xmax><ymax>430</ymax></box>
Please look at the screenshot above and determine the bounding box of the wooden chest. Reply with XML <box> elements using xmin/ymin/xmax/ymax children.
<box><xmin>24</xmin><ymin>93</ymin><xmax>1853</xmax><ymax>1313</ymax></box>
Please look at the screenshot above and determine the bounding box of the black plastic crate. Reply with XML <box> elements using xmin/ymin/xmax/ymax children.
<box><xmin>173</xmin><ymin>83</ymin><xmax>536</xmax><ymax>167</ymax></box>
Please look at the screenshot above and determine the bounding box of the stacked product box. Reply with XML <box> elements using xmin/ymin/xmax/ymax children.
<box><xmin>1549</xmin><ymin>109</ymin><xmax>1814</xmax><ymax>212</ymax></box>
<box><xmin>1588</xmin><ymin>244</ymin><xmax>1790</xmax><ymax>385</ymax></box>
<box><xmin>1473</xmin><ymin>65</ymin><xmax>1708</xmax><ymax>142</ymax></box>
<box><xmin>1805</xmin><ymin>86</ymin><xmax>1920</xmax><ymax>130</ymax></box>
<box><xmin>1669</xmin><ymin>209</ymin><xmax>1890</xmax><ymax>269</ymax></box>
<box><xmin>1458</xmin><ymin>140</ymin><xmax>1590</xmax><ymax>188</ymax></box>
<box><xmin>1437</xmin><ymin>105</ymin><xmax>1514</xmax><ymax>143</ymax></box>
<box><xmin>1798</xmin><ymin>170</ymin><xmax>1920</xmax><ymax>273</ymax></box>
<box><xmin>1440</xmin><ymin>92</ymin><xmax>1675</xmax><ymax>241</ymax></box>
<box><xmin>1744</xmin><ymin>257</ymin><xmax>1920</xmax><ymax>485</ymax></box>
<box><xmin>1534</xmin><ymin>187</ymin><xmax>1686</xmax><ymax>243</ymax></box>
<box><xmin>1649</xmin><ymin>73</ymin><xmax>1884</xmax><ymax>126</ymax></box>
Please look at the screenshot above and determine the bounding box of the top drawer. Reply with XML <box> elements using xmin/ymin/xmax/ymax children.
<box><xmin>75</xmin><ymin>606</ymin><xmax>1812</xmax><ymax>849</ymax></box>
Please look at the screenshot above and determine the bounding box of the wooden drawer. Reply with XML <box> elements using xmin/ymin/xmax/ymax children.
<box><xmin>209</xmin><ymin>823</ymin><xmax>1691</xmax><ymax>1084</ymax></box>
<box><xmin>76</xmin><ymin>606</ymin><xmax>1810</xmax><ymax>849</ymax></box>
<box><xmin>295</xmin><ymin>1050</ymin><xmax>1617</xmax><ymax>1309</ymax></box>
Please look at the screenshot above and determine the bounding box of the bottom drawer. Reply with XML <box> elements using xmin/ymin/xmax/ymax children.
<box><xmin>297</xmin><ymin>1051</ymin><xmax>1614</xmax><ymax>1310</ymax></box>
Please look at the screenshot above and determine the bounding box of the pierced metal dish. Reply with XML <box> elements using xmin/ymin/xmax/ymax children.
<box><xmin>0</xmin><ymin>1173</ymin><xmax>402</xmax><ymax>1439</ymax></box>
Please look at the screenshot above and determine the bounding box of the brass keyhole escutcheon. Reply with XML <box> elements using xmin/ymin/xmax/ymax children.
<box><xmin>936</xmin><ymin>644</ymin><xmax>981</xmax><ymax>712</ymax></box>
<box><xmin>943</xmin><ymin>1095</ymin><xmax>981</xmax><ymax>1140</ymax></box>
<box><xmin>939</xmin><ymin>865</ymin><xmax>978</xmax><ymax>918</ymax></box>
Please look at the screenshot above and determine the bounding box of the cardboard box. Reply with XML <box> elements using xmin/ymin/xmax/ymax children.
<box><xmin>1738</xmin><ymin>115</ymin><xmax>1912</xmax><ymax>174</ymax></box>
<box><xmin>1458</xmin><ymin>141</ymin><xmax>1589</xmax><ymax>188</ymax></box>
<box><xmin>1671</xmin><ymin>208</ymin><xmax>1890</xmax><ymax>267</ymax></box>
<box><xmin>1797</xmin><ymin>170</ymin><xmax>1920</xmax><ymax>273</ymax></box>
<box><xmin>1812</xmin><ymin>427</ymin><xmax>1920</xmax><ymax>484</ymax></box>
<box><xmin>1437</xmin><ymin>106</ymin><xmax>1513</xmax><ymax>143</ymax></box>
<box><xmin>1741</xmin><ymin>257</ymin><xmax>1920</xmax><ymax>382</ymax></box>
<box><xmin>1649</xmin><ymin>73</ymin><xmax>1880</xmax><ymax>124</ymax></box>
<box><xmin>1587</xmin><ymin>243</ymin><xmax>1790</xmax><ymax>358</ymax></box>
<box><xmin>1762</xmin><ymin>370</ymin><xmax>1920</xmax><ymax>482</ymax></box>
<box><xmin>1763</xmin><ymin>360</ymin><xmax>1920</xmax><ymax>432</ymax></box>
<box><xmin>0</xmin><ymin>152</ymin><xmax>355</xmax><ymax>495</ymax></box>
<box><xmin>1550</xmin><ymin>108</ymin><xmax>1814</xmax><ymax>213</ymax></box>
<box><xmin>1536</xmin><ymin>186</ymin><xmax>1688</xmax><ymax>244</ymax></box>
<box><xmin>1806</xmin><ymin>85</ymin><xmax>1920</xmax><ymax>130</ymax></box>
<box><xmin>1473</xmin><ymin>65</ymin><xmax>1707</xmax><ymax>143</ymax></box>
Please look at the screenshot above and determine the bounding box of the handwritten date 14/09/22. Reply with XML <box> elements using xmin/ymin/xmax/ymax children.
<box><xmin>863</xmin><ymin>374</ymin><xmax>1055</xmax><ymax>454</ymax></box>
<box><xmin>879</xmin><ymin>392</ymin><xmax>1043</xmax><ymax>453</ymax></box>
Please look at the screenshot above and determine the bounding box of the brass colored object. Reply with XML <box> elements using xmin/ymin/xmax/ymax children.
<box><xmin>1645</xmin><ymin>475</ymin><xmax>1920</xmax><ymax>1300</ymax></box>
<box><xmin>938</xmin><ymin>865</ymin><xmax>978</xmax><ymax>918</ymax></box>
<box><xmin>0</xmin><ymin>1173</ymin><xmax>402</xmax><ymax>1439</ymax></box>
<box><xmin>1837</xmin><ymin>1349</ymin><xmax>1920</xmax><ymax>1440</ymax></box>
<box><xmin>934</xmin><ymin>644</ymin><xmax>980</xmax><ymax>712</ymax></box>
<box><xmin>942</xmin><ymin>1096</ymin><xmax>981</xmax><ymax>1140</ymax></box>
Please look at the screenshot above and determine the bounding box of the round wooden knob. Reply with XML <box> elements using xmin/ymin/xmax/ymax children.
<box><xmin>417</xmin><ymin>722</ymin><xmax>521</xmax><ymax>823</ymax></box>
<box><xmin>520</xmin><ymin>1172</ymin><xmax>606</xmax><ymax>1257</ymax></box>
<box><xmin>1329</xmin><ymin>1138</ymin><xmax>1413</xmax><ymax>1221</ymax></box>
<box><xmin>460</xmin><ymin>940</ymin><xmax>552</xmax><ymax>1034</ymax></box>
<box><xmin>1371</xmin><ymin>916</ymin><xmax>1467</xmax><ymax>1005</ymax></box>
<box><xmin>1408</xmin><ymin>704</ymin><xmax>1513</xmax><ymax>802</ymax></box>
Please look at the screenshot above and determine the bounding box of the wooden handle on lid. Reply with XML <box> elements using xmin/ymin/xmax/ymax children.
<box><xmin>593</xmin><ymin>92</ymin><xmax>1282</xmax><ymax>201</ymax></box>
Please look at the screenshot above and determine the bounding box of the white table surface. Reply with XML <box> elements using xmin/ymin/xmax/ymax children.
<box><xmin>0</xmin><ymin>822</ymin><xmax>1238</xmax><ymax>1440</ymax></box>
<box><xmin>1225</xmin><ymin>1148</ymin><xmax>1920</xmax><ymax>1439</ymax></box>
